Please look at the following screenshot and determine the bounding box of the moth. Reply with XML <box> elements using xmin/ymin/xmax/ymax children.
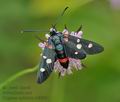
<box><xmin>22</xmin><ymin>7</ymin><xmax>104</xmax><ymax>84</ymax></box>
<box><xmin>37</xmin><ymin>23</ymin><xmax>104</xmax><ymax>83</ymax></box>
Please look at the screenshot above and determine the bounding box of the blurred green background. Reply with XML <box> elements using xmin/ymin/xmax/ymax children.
<box><xmin>0</xmin><ymin>0</ymin><xmax>120</xmax><ymax>102</ymax></box>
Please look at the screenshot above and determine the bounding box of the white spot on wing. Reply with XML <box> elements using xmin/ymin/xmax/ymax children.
<box><xmin>76</xmin><ymin>44</ymin><xmax>82</xmax><ymax>49</ymax></box>
<box><xmin>88</xmin><ymin>43</ymin><xmax>93</xmax><ymax>48</ymax></box>
<box><xmin>77</xmin><ymin>39</ymin><xmax>80</xmax><ymax>43</ymax></box>
<box><xmin>40</xmin><ymin>68</ymin><xmax>45</xmax><ymax>72</ymax></box>
<box><xmin>75</xmin><ymin>52</ymin><xmax>78</xmax><ymax>55</ymax></box>
<box><xmin>46</xmin><ymin>59</ymin><xmax>52</xmax><ymax>64</ymax></box>
<box><xmin>43</xmin><ymin>56</ymin><xmax>47</xmax><ymax>59</ymax></box>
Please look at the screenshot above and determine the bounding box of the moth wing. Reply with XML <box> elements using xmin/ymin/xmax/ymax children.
<box><xmin>68</xmin><ymin>35</ymin><xmax>104</xmax><ymax>55</ymax></box>
<box><xmin>37</xmin><ymin>47</ymin><xmax>56</xmax><ymax>84</ymax></box>
<box><xmin>64</xmin><ymin>41</ymin><xmax>86</xmax><ymax>59</ymax></box>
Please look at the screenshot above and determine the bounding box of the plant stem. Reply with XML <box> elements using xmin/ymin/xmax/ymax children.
<box><xmin>0</xmin><ymin>65</ymin><xmax>38</xmax><ymax>91</ymax></box>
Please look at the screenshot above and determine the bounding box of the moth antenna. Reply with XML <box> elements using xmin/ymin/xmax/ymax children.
<box><xmin>53</xmin><ymin>6</ymin><xmax>69</xmax><ymax>27</ymax></box>
<box><xmin>51</xmin><ymin>24</ymin><xmax>57</xmax><ymax>31</ymax></box>
<box><xmin>34</xmin><ymin>35</ymin><xmax>45</xmax><ymax>42</ymax></box>
<box><xmin>61</xmin><ymin>6</ymin><xmax>69</xmax><ymax>16</ymax></box>
<box><xmin>21</xmin><ymin>30</ymin><xmax>49</xmax><ymax>33</ymax></box>
<box><xmin>64</xmin><ymin>24</ymin><xmax>67</xmax><ymax>29</ymax></box>
<box><xmin>76</xmin><ymin>25</ymin><xmax>82</xmax><ymax>33</ymax></box>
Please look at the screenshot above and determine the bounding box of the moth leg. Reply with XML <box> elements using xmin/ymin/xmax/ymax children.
<box><xmin>81</xmin><ymin>63</ymin><xmax>86</xmax><ymax>68</ymax></box>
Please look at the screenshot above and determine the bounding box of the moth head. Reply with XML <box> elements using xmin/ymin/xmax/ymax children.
<box><xmin>49</xmin><ymin>27</ymin><xmax>57</xmax><ymax>35</ymax></box>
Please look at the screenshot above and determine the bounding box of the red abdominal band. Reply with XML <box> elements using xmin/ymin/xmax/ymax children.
<box><xmin>58</xmin><ymin>57</ymin><xmax>69</xmax><ymax>63</ymax></box>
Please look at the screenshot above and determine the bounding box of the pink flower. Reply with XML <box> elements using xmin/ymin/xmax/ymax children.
<box><xmin>54</xmin><ymin>58</ymin><xmax>83</xmax><ymax>76</ymax></box>
<box><xmin>110</xmin><ymin>0</ymin><xmax>120</xmax><ymax>9</ymax></box>
<box><xmin>38</xmin><ymin>42</ymin><xmax>45</xmax><ymax>48</ymax></box>
<box><xmin>70</xmin><ymin>31</ymin><xmax>83</xmax><ymax>38</ymax></box>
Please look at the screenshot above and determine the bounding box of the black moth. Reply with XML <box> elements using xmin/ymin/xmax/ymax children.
<box><xmin>37</xmin><ymin>25</ymin><xmax>104</xmax><ymax>84</ymax></box>
<box><xmin>22</xmin><ymin>7</ymin><xmax>104</xmax><ymax>84</ymax></box>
